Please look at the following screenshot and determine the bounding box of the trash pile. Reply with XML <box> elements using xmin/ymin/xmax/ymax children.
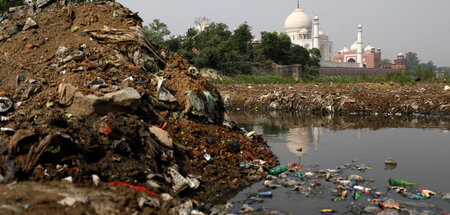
<box><xmin>218</xmin><ymin>83</ymin><xmax>450</xmax><ymax>115</ymax></box>
<box><xmin>222</xmin><ymin>160</ymin><xmax>449</xmax><ymax>215</ymax></box>
<box><xmin>0</xmin><ymin>1</ymin><xmax>276</xmax><ymax>214</ymax></box>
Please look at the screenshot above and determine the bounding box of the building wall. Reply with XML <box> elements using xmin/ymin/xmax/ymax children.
<box><xmin>252</xmin><ymin>63</ymin><xmax>302</xmax><ymax>81</ymax></box>
<box><xmin>320</xmin><ymin>67</ymin><xmax>401</xmax><ymax>76</ymax></box>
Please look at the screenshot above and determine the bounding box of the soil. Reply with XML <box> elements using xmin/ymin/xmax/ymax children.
<box><xmin>0</xmin><ymin>1</ymin><xmax>277</xmax><ymax>214</ymax></box>
<box><xmin>217</xmin><ymin>83</ymin><xmax>450</xmax><ymax>115</ymax></box>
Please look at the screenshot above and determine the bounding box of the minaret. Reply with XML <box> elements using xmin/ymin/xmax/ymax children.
<box><xmin>297</xmin><ymin>0</ymin><xmax>300</xmax><ymax>8</ymax></box>
<box><xmin>357</xmin><ymin>24</ymin><xmax>363</xmax><ymax>68</ymax></box>
<box><xmin>313</xmin><ymin>16</ymin><xmax>319</xmax><ymax>49</ymax></box>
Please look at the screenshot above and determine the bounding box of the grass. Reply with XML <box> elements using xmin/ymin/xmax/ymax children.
<box><xmin>211</xmin><ymin>74</ymin><xmax>298</xmax><ymax>85</ymax></box>
<box><xmin>212</xmin><ymin>72</ymin><xmax>450</xmax><ymax>85</ymax></box>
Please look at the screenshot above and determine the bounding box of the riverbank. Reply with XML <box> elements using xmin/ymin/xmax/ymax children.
<box><xmin>217</xmin><ymin>83</ymin><xmax>450</xmax><ymax>115</ymax></box>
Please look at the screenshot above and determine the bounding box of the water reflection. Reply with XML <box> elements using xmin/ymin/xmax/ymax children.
<box><xmin>225</xmin><ymin>110</ymin><xmax>450</xmax><ymax>161</ymax></box>
<box><xmin>225</xmin><ymin>110</ymin><xmax>450</xmax><ymax>131</ymax></box>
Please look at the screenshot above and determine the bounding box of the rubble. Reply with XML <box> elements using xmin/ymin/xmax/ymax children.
<box><xmin>0</xmin><ymin>1</ymin><xmax>276</xmax><ymax>214</ymax></box>
<box><xmin>218</xmin><ymin>83</ymin><xmax>450</xmax><ymax>114</ymax></box>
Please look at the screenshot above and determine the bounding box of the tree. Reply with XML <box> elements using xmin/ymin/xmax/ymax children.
<box><xmin>231</xmin><ymin>22</ymin><xmax>253</xmax><ymax>55</ymax></box>
<box><xmin>308</xmin><ymin>48</ymin><xmax>321</xmax><ymax>67</ymax></box>
<box><xmin>143</xmin><ymin>19</ymin><xmax>171</xmax><ymax>47</ymax></box>
<box><xmin>0</xmin><ymin>0</ymin><xmax>26</xmax><ymax>14</ymax></box>
<box><xmin>259</xmin><ymin>32</ymin><xmax>291</xmax><ymax>65</ymax></box>
<box><xmin>405</xmin><ymin>52</ymin><xmax>420</xmax><ymax>74</ymax></box>
<box><xmin>381</xmin><ymin>59</ymin><xmax>392</xmax><ymax>65</ymax></box>
<box><xmin>419</xmin><ymin>60</ymin><xmax>436</xmax><ymax>71</ymax></box>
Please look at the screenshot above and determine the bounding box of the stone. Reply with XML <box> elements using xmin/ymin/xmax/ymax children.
<box><xmin>68</xmin><ymin>87</ymin><xmax>141</xmax><ymax>117</ymax></box>
<box><xmin>149</xmin><ymin>126</ymin><xmax>173</xmax><ymax>148</ymax></box>
<box><xmin>364</xmin><ymin>206</ymin><xmax>381</xmax><ymax>214</ymax></box>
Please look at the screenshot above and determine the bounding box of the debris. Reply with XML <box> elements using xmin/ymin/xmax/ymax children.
<box><xmin>149</xmin><ymin>126</ymin><xmax>173</xmax><ymax>148</ymax></box>
<box><xmin>258</xmin><ymin>191</ymin><xmax>273</xmax><ymax>197</ymax></box>
<box><xmin>269</xmin><ymin>165</ymin><xmax>287</xmax><ymax>175</ymax></box>
<box><xmin>0</xmin><ymin>97</ymin><xmax>13</xmax><ymax>113</ymax></box>
<box><xmin>388</xmin><ymin>178</ymin><xmax>419</xmax><ymax>186</ymax></box>
<box><xmin>241</xmin><ymin>204</ymin><xmax>255</xmax><ymax>212</ymax></box>
<box><xmin>320</xmin><ymin>209</ymin><xmax>337</xmax><ymax>214</ymax></box>
<box><xmin>23</xmin><ymin>18</ymin><xmax>38</xmax><ymax>31</ymax></box>
<box><xmin>99</xmin><ymin>124</ymin><xmax>112</xmax><ymax>137</ymax></box>
<box><xmin>385</xmin><ymin>157</ymin><xmax>397</xmax><ymax>170</ymax></box>
<box><xmin>92</xmin><ymin>174</ymin><xmax>100</xmax><ymax>186</ymax></box>
<box><xmin>444</xmin><ymin>85</ymin><xmax>450</xmax><ymax>91</ymax></box>
<box><xmin>168</xmin><ymin>167</ymin><xmax>189</xmax><ymax>194</ymax></box>
<box><xmin>156</xmin><ymin>78</ymin><xmax>177</xmax><ymax>102</ymax></box>
<box><xmin>62</xmin><ymin>176</ymin><xmax>73</xmax><ymax>183</ymax></box>
<box><xmin>421</xmin><ymin>189</ymin><xmax>435</xmax><ymax>198</ymax></box>
<box><xmin>106</xmin><ymin>182</ymin><xmax>160</xmax><ymax>197</ymax></box>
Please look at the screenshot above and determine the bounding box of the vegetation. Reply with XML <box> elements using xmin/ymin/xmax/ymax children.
<box><xmin>211</xmin><ymin>74</ymin><xmax>298</xmax><ymax>85</ymax></box>
<box><xmin>212</xmin><ymin>71</ymin><xmax>449</xmax><ymax>85</ymax></box>
<box><xmin>0</xmin><ymin>0</ymin><xmax>25</xmax><ymax>14</ymax></box>
<box><xmin>143</xmin><ymin>19</ymin><xmax>171</xmax><ymax>47</ymax></box>
<box><xmin>144</xmin><ymin>18</ymin><xmax>319</xmax><ymax>76</ymax></box>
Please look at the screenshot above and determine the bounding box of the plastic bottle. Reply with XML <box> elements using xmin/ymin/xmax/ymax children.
<box><xmin>353</xmin><ymin>185</ymin><xmax>372</xmax><ymax>194</ymax></box>
<box><xmin>258</xmin><ymin>191</ymin><xmax>273</xmax><ymax>197</ymax></box>
<box><xmin>269</xmin><ymin>165</ymin><xmax>287</xmax><ymax>175</ymax></box>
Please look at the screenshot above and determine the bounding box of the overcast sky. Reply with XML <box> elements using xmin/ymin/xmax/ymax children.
<box><xmin>116</xmin><ymin>0</ymin><xmax>450</xmax><ymax>67</ymax></box>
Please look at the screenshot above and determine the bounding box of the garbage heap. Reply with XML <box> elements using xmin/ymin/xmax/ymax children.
<box><xmin>0</xmin><ymin>0</ymin><xmax>276</xmax><ymax>213</ymax></box>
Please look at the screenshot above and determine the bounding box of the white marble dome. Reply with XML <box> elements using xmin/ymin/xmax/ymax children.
<box><xmin>284</xmin><ymin>8</ymin><xmax>312</xmax><ymax>32</ymax></box>
<box><xmin>364</xmin><ymin>44</ymin><xmax>374</xmax><ymax>52</ymax></box>
<box><xmin>350</xmin><ymin>41</ymin><xmax>358</xmax><ymax>51</ymax></box>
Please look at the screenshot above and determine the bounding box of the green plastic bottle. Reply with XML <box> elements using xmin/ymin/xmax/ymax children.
<box><xmin>388</xmin><ymin>178</ymin><xmax>419</xmax><ymax>186</ymax></box>
<box><xmin>269</xmin><ymin>165</ymin><xmax>287</xmax><ymax>175</ymax></box>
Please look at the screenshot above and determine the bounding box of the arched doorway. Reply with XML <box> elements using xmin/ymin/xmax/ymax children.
<box><xmin>348</xmin><ymin>58</ymin><xmax>356</xmax><ymax>63</ymax></box>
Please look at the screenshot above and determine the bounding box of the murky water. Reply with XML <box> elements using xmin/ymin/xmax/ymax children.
<box><xmin>224</xmin><ymin>110</ymin><xmax>450</xmax><ymax>214</ymax></box>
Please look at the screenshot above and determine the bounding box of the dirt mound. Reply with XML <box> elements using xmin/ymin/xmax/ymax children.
<box><xmin>0</xmin><ymin>1</ymin><xmax>276</xmax><ymax>214</ymax></box>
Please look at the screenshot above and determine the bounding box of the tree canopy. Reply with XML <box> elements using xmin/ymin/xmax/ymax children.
<box><xmin>143</xmin><ymin>19</ymin><xmax>171</xmax><ymax>47</ymax></box>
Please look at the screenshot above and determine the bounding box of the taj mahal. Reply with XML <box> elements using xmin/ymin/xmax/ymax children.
<box><xmin>284</xmin><ymin>2</ymin><xmax>333</xmax><ymax>62</ymax></box>
<box><xmin>283</xmin><ymin>2</ymin><xmax>406</xmax><ymax>70</ymax></box>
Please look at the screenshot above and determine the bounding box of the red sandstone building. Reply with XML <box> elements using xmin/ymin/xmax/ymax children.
<box><xmin>333</xmin><ymin>43</ymin><xmax>406</xmax><ymax>69</ymax></box>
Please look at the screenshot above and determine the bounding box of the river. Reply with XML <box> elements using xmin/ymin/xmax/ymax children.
<box><xmin>222</xmin><ymin>110</ymin><xmax>450</xmax><ymax>214</ymax></box>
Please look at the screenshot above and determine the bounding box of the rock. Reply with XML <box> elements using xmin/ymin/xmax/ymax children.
<box><xmin>364</xmin><ymin>206</ymin><xmax>382</xmax><ymax>214</ymax></box>
<box><xmin>23</xmin><ymin>18</ymin><xmax>38</xmax><ymax>31</ymax></box>
<box><xmin>149</xmin><ymin>126</ymin><xmax>173</xmax><ymax>148</ymax></box>
<box><xmin>377</xmin><ymin>209</ymin><xmax>399</xmax><ymax>215</ymax></box>
<box><xmin>58</xmin><ymin>83</ymin><xmax>77</xmax><ymax>106</ymax></box>
<box><xmin>68</xmin><ymin>87</ymin><xmax>141</xmax><ymax>117</ymax></box>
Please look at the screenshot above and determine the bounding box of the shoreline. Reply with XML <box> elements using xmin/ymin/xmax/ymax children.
<box><xmin>217</xmin><ymin>83</ymin><xmax>450</xmax><ymax>115</ymax></box>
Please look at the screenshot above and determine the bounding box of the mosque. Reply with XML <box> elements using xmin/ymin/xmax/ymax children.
<box><xmin>283</xmin><ymin>2</ymin><xmax>406</xmax><ymax>70</ymax></box>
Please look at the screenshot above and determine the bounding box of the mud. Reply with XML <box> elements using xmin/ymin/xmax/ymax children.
<box><xmin>218</xmin><ymin>83</ymin><xmax>450</xmax><ymax>114</ymax></box>
<box><xmin>0</xmin><ymin>1</ymin><xmax>276</xmax><ymax>214</ymax></box>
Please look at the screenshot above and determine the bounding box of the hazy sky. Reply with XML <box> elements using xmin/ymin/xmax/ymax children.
<box><xmin>117</xmin><ymin>0</ymin><xmax>450</xmax><ymax>67</ymax></box>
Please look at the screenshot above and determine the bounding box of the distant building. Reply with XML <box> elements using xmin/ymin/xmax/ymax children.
<box><xmin>284</xmin><ymin>3</ymin><xmax>333</xmax><ymax>62</ymax></box>
<box><xmin>380</xmin><ymin>53</ymin><xmax>407</xmax><ymax>69</ymax></box>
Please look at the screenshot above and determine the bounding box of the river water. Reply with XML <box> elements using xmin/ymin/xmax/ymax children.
<box><xmin>223</xmin><ymin>110</ymin><xmax>450</xmax><ymax>214</ymax></box>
